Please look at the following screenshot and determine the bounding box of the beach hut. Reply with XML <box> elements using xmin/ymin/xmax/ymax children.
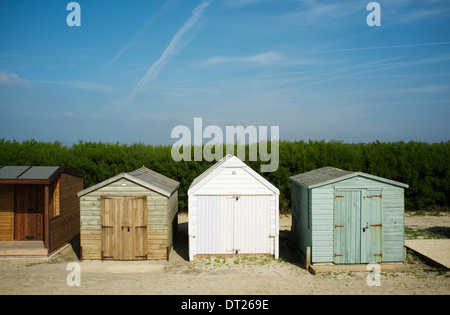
<box><xmin>188</xmin><ymin>154</ymin><xmax>279</xmax><ymax>261</ymax></box>
<box><xmin>289</xmin><ymin>166</ymin><xmax>409</xmax><ymax>265</ymax></box>
<box><xmin>78</xmin><ymin>166</ymin><xmax>179</xmax><ymax>260</ymax></box>
<box><xmin>0</xmin><ymin>166</ymin><xmax>84</xmax><ymax>256</ymax></box>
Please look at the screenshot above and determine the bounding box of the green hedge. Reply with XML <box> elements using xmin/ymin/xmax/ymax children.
<box><xmin>1</xmin><ymin>139</ymin><xmax>449</xmax><ymax>212</ymax></box>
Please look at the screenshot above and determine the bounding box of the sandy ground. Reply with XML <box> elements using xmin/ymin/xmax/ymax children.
<box><xmin>0</xmin><ymin>213</ymin><xmax>449</xmax><ymax>295</ymax></box>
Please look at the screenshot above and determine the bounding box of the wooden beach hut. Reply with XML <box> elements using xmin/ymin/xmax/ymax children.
<box><xmin>290</xmin><ymin>166</ymin><xmax>409</xmax><ymax>265</ymax></box>
<box><xmin>0</xmin><ymin>166</ymin><xmax>84</xmax><ymax>257</ymax></box>
<box><xmin>78</xmin><ymin>166</ymin><xmax>179</xmax><ymax>260</ymax></box>
<box><xmin>188</xmin><ymin>154</ymin><xmax>279</xmax><ymax>261</ymax></box>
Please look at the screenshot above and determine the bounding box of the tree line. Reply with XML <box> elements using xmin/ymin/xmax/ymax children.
<box><xmin>0</xmin><ymin>138</ymin><xmax>449</xmax><ymax>212</ymax></box>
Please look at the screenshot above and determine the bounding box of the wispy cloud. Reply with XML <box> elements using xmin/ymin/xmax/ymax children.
<box><xmin>225</xmin><ymin>0</ymin><xmax>274</xmax><ymax>7</ymax></box>
<box><xmin>0</xmin><ymin>71</ymin><xmax>32</xmax><ymax>88</ymax></box>
<box><xmin>204</xmin><ymin>51</ymin><xmax>284</xmax><ymax>65</ymax></box>
<box><xmin>105</xmin><ymin>0</ymin><xmax>179</xmax><ymax>68</ymax></box>
<box><xmin>203</xmin><ymin>51</ymin><xmax>321</xmax><ymax>67</ymax></box>
<box><xmin>122</xmin><ymin>0</ymin><xmax>213</xmax><ymax>105</ymax></box>
<box><xmin>33</xmin><ymin>80</ymin><xmax>118</xmax><ymax>93</ymax></box>
<box><xmin>311</xmin><ymin>41</ymin><xmax>450</xmax><ymax>54</ymax></box>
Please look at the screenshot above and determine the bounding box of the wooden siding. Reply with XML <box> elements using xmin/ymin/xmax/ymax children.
<box><xmin>48</xmin><ymin>173</ymin><xmax>83</xmax><ymax>253</ymax></box>
<box><xmin>290</xmin><ymin>182</ymin><xmax>311</xmax><ymax>256</ymax></box>
<box><xmin>80</xmin><ymin>178</ymin><xmax>176</xmax><ymax>260</ymax></box>
<box><xmin>189</xmin><ymin>192</ymin><xmax>279</xmax><ymax>260</ymax></box>
<box><xmin>194</xmin><ymin>167</ymin><xmax>274</xmax><ymax>195</ymax></box>
<box><xmin>292</xmin><ymin>174</ymin><xmax>406</xmax><ymax>264</ymax></box>
<box><xmin>0</xmin><ymin>185</ymin><xmax>14</xmax><ymax>241</ymax></box>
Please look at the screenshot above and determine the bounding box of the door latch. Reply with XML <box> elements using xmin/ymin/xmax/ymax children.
<box><xmin>121</xmin><ymin>226</ymin><xmax>131</xmax><ymax>232</ymax></box>
<box><xmin>362</xmin><ymin>222</ymin><xmax>369</xmax><ymax>232</ymax></box>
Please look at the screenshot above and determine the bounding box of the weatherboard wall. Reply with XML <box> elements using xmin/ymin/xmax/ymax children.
<box><xmin>291</xmin><ymin>173</ymin><xmax>406</xmax><ymax>264</ymax></box>
<box><xmin>80</xmin><ymin>178</ymin><xmax>177</xmax><ymax>260</ymax></box>
<box><xmin>188</xmin><ymin>156</ymin><xmax>280</xmax><ymax>261</ymax></box>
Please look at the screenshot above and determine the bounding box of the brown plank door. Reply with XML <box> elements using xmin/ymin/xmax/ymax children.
<box><xmin>0</xmin><ymin>185</ymin><xmax>14</xmax><ymax>241</ymax></box>
<box><xmin>101</xmin><ymin>196</ymin><xmax>147</xmax><ymax>260</ymax></box>
<box><xmin>14</xmin><ymin>185</ymin><xmax>44</xmax><ymax>241</ymax></box>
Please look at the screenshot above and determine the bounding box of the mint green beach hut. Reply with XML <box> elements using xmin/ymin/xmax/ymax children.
<box><xmin>289</xmin><ymin>167</ymin><xmax>409</xmax><ymax>265</ymax></box>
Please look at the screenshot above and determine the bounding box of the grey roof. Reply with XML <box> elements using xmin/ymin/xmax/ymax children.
<box><xmin>290</xmin><ymin>166</ymin><xmax>408</xmax><ymax>189</ymax></box>
<box><xmin>0</xmin><ymin>166</ymin><xmax>78</xmax><ymax>181</ymax></box>
<box><xmin>127</xmin><ymin>166</ymin><xmax>180</xmax><ymax>196</ymax></box>
<box><xmin>78</xmin><ymin>166</ymin><xmax>179</xmax><ymax>198</ymax></box>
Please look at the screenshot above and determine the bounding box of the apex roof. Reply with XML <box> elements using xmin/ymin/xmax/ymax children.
<box><xmin>188</xmin><ymin>154</ymin><xmax>279</xmax><ymax>195</ymax></box>
<box><xmin>289</xmin><ymin>166</ymin><xmax>408</xmax><ymax>189</ymax></box>
<box><xmin>77</xmin><ymin>166</ymin><xmax>179</xmax><ymax>198</ymax></box>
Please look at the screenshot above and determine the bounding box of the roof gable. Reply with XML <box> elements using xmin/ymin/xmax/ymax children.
<box><xmin>78</xmin><ymin>166</ymin><xmax>179</xmax><ymax>197</ymax></box>
<box><xmin>290</xmin><ymin>166</ymin><xmax>409</xmax><ymax>189</ymax></box>
<box><xmin>188</xmin><ymin>154</ymin><xmax>279</xmax><ymax>195</ymax></box>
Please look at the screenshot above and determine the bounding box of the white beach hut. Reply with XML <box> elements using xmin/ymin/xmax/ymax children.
<box><xmin>188</xmin><ymin>155</ymin><xmax>279</xmax><ymax>261</ymax></box>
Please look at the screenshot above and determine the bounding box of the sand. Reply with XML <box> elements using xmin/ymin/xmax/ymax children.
<box><xmin>0</xmin><ymin>213</ymin><xmax>449</xmax><ymax>295</ymax></box>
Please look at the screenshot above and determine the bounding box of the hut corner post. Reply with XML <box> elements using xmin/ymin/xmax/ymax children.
<box><xmin>306</xmin><ymin>246</ymin><xmax>311</xmax><ymax>271</ymax></box>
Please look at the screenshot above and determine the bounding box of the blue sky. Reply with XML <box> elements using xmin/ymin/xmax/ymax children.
<box><xmin>0</xmin><ymin>0</ymin><xmax>449</xmax><ymax>145</ymax></box>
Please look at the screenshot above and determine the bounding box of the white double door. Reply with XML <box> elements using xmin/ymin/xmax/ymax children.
<box><xmin>197</xmin><ymin>195</ymin><xmax>271</xmax><ymax>255</ymax></box>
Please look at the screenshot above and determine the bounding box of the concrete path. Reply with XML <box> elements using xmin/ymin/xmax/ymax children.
<box><xmin>405</xmin><ymin>239</ymin><xmax>450</xmax><ymax>270</ymax></box>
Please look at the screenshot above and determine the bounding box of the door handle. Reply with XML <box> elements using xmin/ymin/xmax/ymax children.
<box><xmin>362</xmin><ymin>222</ymin><xmax>369</xmax><ymax>232</ymax></box>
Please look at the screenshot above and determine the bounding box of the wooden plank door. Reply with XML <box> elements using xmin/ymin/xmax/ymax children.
<box><xmin>361</xmin><ymin>190</ymin><xmax>382</xmax><ymax>263</ymax></box>
<box><xmin>101</xmin><ymin>196</ymin><xmax>147</xmax><ymax>260</ymax></box>
<box><xmin>334</xmin><ymin>189</ymin><xmax>382</xmax><ymax>264</ymax></box>
<box><xmin>0</xmin><ymin>185</ymin><xmax>14</xmax><ymax>241</ymax></box>
<box><xmin>14</xmin><ymin>185</ymin><xmax>44</xmax><ymax>241</ymax></box>
<box><xmin>234</xmin><ymin>195</ymin><xmax>270</xmax><ymax>255</ymax></box>
<box><xmin>101</xmin><ymin>197</ymin><xmax>119</xmax><ymax>259</ymax></box>
<box><xmin>334</xmin><ymin>189</ymin><xmax>362</xmax><ymax>264</ymax></box>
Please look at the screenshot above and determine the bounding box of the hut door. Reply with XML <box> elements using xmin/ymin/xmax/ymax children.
<box><xmin>14</xmin><ymin>185</ymin><xmax>44</xmax><ymax>241</ymax></box>
<box><xmin>0</xmin><ymin>185</ymin><xmax>14</xmax><ymax>241</ymax></box>
<box><xmin>196</xmin><ymin>195</ymin><xmax>270</xmax><ymax>255</ymax></box>
<box><xmin>334</xmin><ymin>189</ymin><xmax>382</xmax><ymax>264</ymax></box>
<box><xmin>361</xmin><ymin>190</ymin><xmax>382</xmax><ymax>263</ymax></box>
<box><xmin>234</xmin><ymin>195</ymin><xmax>270</xmax><ymax>255</ymax></box>
<box><xmin>101</xmin><ymin>196</ymin><xmax>147</xmax><ymax>260</ymax></box>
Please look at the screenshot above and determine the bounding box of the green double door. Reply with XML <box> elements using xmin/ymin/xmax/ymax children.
<box><xmin>334</xmin><ymin>189</ymin><xmax>382</xmax><ymax>264</ymax></box>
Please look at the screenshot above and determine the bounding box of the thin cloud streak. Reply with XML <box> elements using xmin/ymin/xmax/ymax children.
<box><xmin>122</xmin><ymin>0</ymin><xmax>213</xmax><ymax>106</ymax></box>
<box><xmin>312</xmin><ymin>41</ymin><xmax>450</xmax><ymax>54</ymax></box>
<box><xmin>104</xmin><ymin>0</ymin><xmax>179</xmax><ymax>68</ymax></box>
